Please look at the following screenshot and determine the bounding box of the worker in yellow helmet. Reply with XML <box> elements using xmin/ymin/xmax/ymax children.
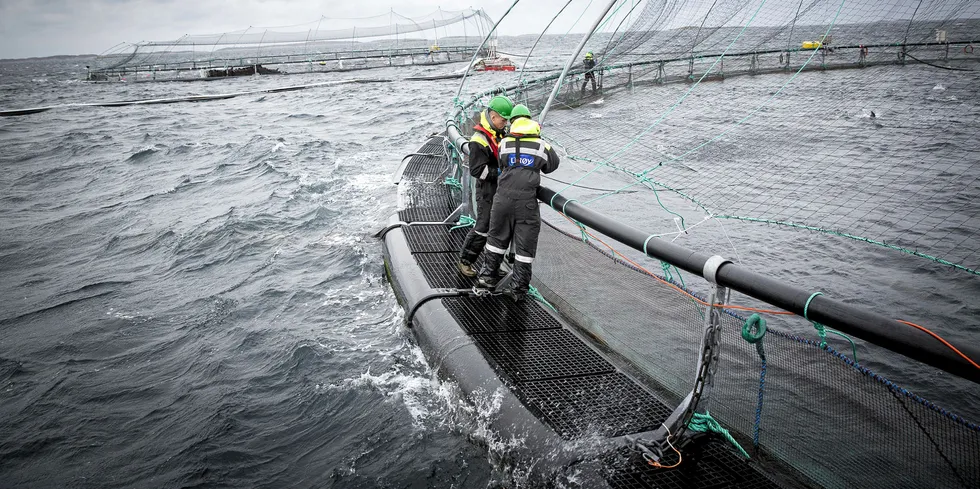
<box><xmin>582</xmin><ymin>51</ymin><xmax>597</xmax><ymax>95</ymax></box>
<box><xmin>457</xmin><ymin>95</ymin><xmax>513</xmax><ymax>277</ymax></box>
<box><xmin>476</xmin><ymin>115</ymin><xmax>560</xmax><ymax>302</ymax></box>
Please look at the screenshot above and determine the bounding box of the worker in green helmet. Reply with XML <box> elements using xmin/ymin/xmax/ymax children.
<box><xmin>582</xmin><ymin>51</ymin><xmax>597</xmax><ymax>95</ymax></box>
<box><xmin>457</xmin><ymin>95</ymin><xmax>513</xmax><ymax>277</ymax></box>
<box><xmin>477</xmin><ymin>115</ymin><xmax>560</xmax><ymax>302</ymax></box>
<box><xmin>509</xmin><ymin>104</ymin><xmax>531</xmax><ymax>122</ymax></box>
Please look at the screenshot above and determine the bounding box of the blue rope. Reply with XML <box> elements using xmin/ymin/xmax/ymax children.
<box><xmin>755</xmin><ymin>361</ymin><xmax>767</xmax><ymax>448</ymax></box>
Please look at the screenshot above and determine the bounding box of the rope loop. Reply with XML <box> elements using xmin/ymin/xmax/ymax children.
<box><xmin>450</xmin><ymin>214</ymin><xmax>476</xmax><ymax>231</ymax></box>
<box><xmin>741</xmin><ymin>313</ymin><xmax>767</xmax><ymax>344</ymax></box>
<box><xmin>804</xmin><ymin>292</ymin><xmax>828</xmax><ymax>348</ymax></box>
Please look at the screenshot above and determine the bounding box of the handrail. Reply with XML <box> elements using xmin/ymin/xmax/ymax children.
<box><xmin>538</xmin><ymin>186</ymin><xmax>980</xmax><ymax>385</ymax></box>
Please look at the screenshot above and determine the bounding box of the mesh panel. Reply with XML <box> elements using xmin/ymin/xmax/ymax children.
<box><xmin>711</xmin><ymin>313</ymin><xmax>980</xmax><ymax>489</ymax></box>
<box><xmin>533</xmin><ymin>223</ymin><xmax>704</xmax><ymax>408</ymax></box>
<box><xmin>531</xmin><ymin>213</ymin><xmax>980</xmax><ymax>488</ymax></box>
<box><xmin>605</xmin><ymin>438</ymin><xmax>783</xmax><ymax>489</ymax></box>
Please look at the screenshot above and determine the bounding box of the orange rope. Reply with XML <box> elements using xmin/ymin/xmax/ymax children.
<box><xmin>897</xmin><ymin>320</ymin><xmax>980</xmax><ymax>370</ymax></box>
<box><xmin>557</xmin><ymin>213</ymin><xmax>980</xmax><ymax>370</ymax></box>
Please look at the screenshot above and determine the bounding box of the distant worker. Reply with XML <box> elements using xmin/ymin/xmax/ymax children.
<box><xmin>582</xmin><ymin>51</ymin><xmax>597</xmax><ymax>95</ymax></box>
<box><xmin>477</xmin><ymin>115</ymin><xmax>560</xmax><ymax>302</ymax></box>
<box><xmin>457</xmin><ymin>95</ymin><xmax>514</xmax><ymax>277</ymax></box>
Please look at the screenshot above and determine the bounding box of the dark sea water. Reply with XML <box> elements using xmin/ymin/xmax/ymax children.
<box><xmin>1</xmin><ymin>36</ymin><xmax>978</xmax><ymax>488</ymax></box>
<box><xmin>0</xmin><ymin>59</ymin><xmax>524</xmax><ymax>487</ymax></box>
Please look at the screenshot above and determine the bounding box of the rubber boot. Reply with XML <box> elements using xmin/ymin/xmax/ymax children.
<box><xmin>477</xmin><ymin>251</ymin><xmax>505</xmax><ymax>288</ymax></box>
<box><xmin>506</xmin><ymin>262</ymin><xmax>533</xmax><ymax>302</ymax></box>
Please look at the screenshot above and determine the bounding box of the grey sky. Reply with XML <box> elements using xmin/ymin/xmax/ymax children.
<box><xmin>1</xmin><ymin>0</ymin><xmax>967</xmax><ymax>59</ymax></box>
<box><xmin>0</xmin><ymin>0</ymin><xmax>615</xmax><ymax>59</ymax></box>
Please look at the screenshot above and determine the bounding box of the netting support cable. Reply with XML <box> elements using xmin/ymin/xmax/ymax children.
<box><xmin>453</xmin><ymin>0</ymin><xmax>521</xmax><ymax>103</ymax></box>
<box><xmin>539</xmin><ymin>0</ymin><xmax>621</xmax><ymax>125</ymax></box>
<box><xmin>518</xmin><ymin>0</ymin><xmax>574</xmax><ymax>83</ymax></box>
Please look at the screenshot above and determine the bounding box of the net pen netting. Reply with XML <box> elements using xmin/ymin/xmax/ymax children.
<box><xmin>90</xmin><ymin>8</ymin><xmax>493</xmax><ymax>81</ymax></box>
<box><xmin>449</xmin><ymin>0</ymin><xmax>980</xmax><ymax>487</ymax></box>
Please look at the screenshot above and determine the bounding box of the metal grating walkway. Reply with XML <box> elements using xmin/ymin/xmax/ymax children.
<box><xmin>404</xmin><ymin>225</ymin><xmax>467</xmax><ymax>253</ymax></box>
<box><xmin>393</xmin><ymin>135</ymin><xmax>784</xmax><ymax>487</ymax></box>
<box><xmin>520</xmin><ymin>372</ymin><xmax>673</xmax><ymax>438</ymax></box>
<box><xmin>443</xmin><ymin>296</ymin><xmax>560</xmax><ymax>333</ymax></box>
<box><xmin>400</xmin><ymin>178</ymin><xmax>457</xmax><ymax>212</ymax></box>
<box><xmin>398</xmin><ymin>135</ymin><xmax>672</xmax><ymax>441</ymax></box>
<box><xmin>415</xmin><ymin>252</ymin><xmax>479</xmax><ymax>289</ymax></box>
<box><xmin>470</xmin><ymin>328</ymin><xmax>614</xmax><ymax>382</ymax></box>
<box><xmin>605</xmin><ymin>439</ymin><xmax>781</xmax><ymax>489</ymax></box>
<box><xmin>398</xmin><ymin>206</ymin><xmax>454</xmax><ymax>223</ymax></box>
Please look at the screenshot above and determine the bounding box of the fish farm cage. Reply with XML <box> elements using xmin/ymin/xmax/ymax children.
<box><xmin>404</xmin><ymin>0</ymin><xmax>980</xmax><ymax>487</ymax></box>
<box><xmin>87</xmin><ymin>8</ymin><xmax>495</xmax><ymax>82</ymax></box>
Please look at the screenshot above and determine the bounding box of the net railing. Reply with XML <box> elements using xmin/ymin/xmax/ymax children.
<box><xmin>88</xmin><ymin>8</ymin><xmax>493</xmax><ymax>82</ymax></box>
<box><xmin>445</xmin><ymin>1</ymin><xmax>980</xmax><ymax>487</ymax></box>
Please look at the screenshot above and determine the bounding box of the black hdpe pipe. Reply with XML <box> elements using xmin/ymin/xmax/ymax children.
<box><xmin>539</xmin><ymin>186</ymin><xmax>980</xmax><ymax>385</ymax></box>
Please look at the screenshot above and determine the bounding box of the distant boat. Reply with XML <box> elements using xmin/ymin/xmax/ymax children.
<box><xmin>472</xmin><ymin>56</ymin><xmax>516</xmax><ymax>72</ymax></box>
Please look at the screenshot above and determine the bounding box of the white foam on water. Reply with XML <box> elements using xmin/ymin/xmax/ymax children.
<box><xmin>321</xmin><ymin>359</ymin><xmax>458</xmax><ymax>431</ymax></box>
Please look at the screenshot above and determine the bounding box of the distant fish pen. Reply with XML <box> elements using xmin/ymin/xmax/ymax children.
<box><xmin>87</xmin><ymin>8</ymin><xmax>494</xmax><ymax>82</ymax></box>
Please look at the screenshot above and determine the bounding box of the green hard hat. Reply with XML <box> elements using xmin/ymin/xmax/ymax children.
<box><xmin>585</xmin><ymin>51</ymin><xmax>594</xmax><ymax>58</ymax></box>
<box><xmin>488</xmin><ymin>95</ymin><xmax>513</xmax><ymax>118</ymax></box>
<box><xmin>509</xmin><ymin>104</ymin><xmax>531</xmax><ymax>120</ymax></box>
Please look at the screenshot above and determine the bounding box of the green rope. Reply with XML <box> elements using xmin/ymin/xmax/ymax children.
<box><xmin>527</xmin><ymin>285</ymin><xmax>556</xmax><ymax>312</ymax></box>
<box><xmin>450</xmin><ymin>214</ymin><xmax>476</xmax><ymax>231</ymax></box>
<box><xmin>660</xmin><ymin>261</ymin><xmax>674</xmax><ymax>283</ymax></box>
<box><xmin>671</xmin><ymin>264</ymin><xmax>686</xmax><ymax>288</ymax></box>
<box><xmin>443</xmin><ymin>176</ymin><xmax>462</xmax><ymax>190</ymax></box>
<box><xmin>688</xmin><ymin>411</ymin><xmax>750</xmax><ymax>459</ymax></box>
<box><xmin>803</xmin><ymin>292</ymin><xmax>859</xmax><ymax>361</ymax></box>
<box><xmin>573</xmin><ymin>220</ymin><xmax>589</xmax><ymax>242</ymax></box>
<box><xmin>741</xmin><ymin>314</ymin><xmax>767</xmax><ymax>350</ymax></box>
<box><xmin>741</xmin><ymin>314</ymin><xmax>767</xmax><ymax>450</ymax></box>
<box><xmin>803</xmin><ymin>292</ymin><xmax>827</xmax><ymax>348</ymax></box>
<box><xmin>827</xmin><ymin>328</ymin><xmax>860</xmax><ymax>362</ymax></box>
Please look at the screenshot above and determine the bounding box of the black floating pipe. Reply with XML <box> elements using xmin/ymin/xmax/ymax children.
<box><xmin>539</xmin><ymin>185</ymin><xmax>980</xmax><ymax>385</ymax></box>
